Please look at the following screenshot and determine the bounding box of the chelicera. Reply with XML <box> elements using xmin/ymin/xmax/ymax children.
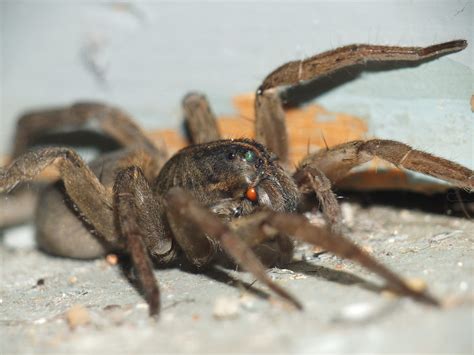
<box><xmin>1</xmin><ymin>40</ymin><xmax>472</xmax><ymax>316</ymax></box>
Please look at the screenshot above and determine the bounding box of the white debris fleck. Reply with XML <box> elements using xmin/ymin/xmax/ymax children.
<box><xmin>239</xmin><ymin>293</ymin><xmax>257</xmax><ymax>312</ymax></box>
<box><xmin>459</xmin><ymin>281</ymin><xmax>468</xmax><ymax>291</ymax></box>
<box><xmin>213</xmin><ymin>296</ymin><xmax>240</xmax><ymax>320</ymax></box>
<box><xmin>3</xmin><ymin>225</ymin><xmax>35</xmax><ymax>249</ymax></box>
<box><xmin>332</xmin><ymin>302</ymin><xmax>380</xmax><ymax>323</ymax></box>
<box><xmin>457</xmin><ymin>262</ymin><xmax>463</xmax><ymax>267</ymax></box>
<box><xmin>341</xmin><ymin>202</ymin><xmax>354</xmax><ymax>226</ymax></box>
<box><xmin>430</xmin><ymin>230</ymin><xmax>462</xmax><ymax>243</ymax></box>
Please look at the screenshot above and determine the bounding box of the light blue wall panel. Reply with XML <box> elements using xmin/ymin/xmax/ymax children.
<box><xmin>1</xmin><ymin>1</ymin><xmax>472</xmax><ymax>170</ymax></box>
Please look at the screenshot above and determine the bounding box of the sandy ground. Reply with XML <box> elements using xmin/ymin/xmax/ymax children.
<box><xmin>1</xmin><ymin>202</ymin><xmax>473</xmax><ymax>354</ymax></box>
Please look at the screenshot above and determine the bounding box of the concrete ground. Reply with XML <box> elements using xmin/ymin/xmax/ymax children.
<box><xmin>1</xmin><ymin>201</ymin><xmax>473</xmax><ymax>354</ymax></box>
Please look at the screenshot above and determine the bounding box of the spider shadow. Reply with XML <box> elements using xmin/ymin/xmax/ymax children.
<box><xmin>339</xmin><ymin>189</ymin><xmax>474</xmax><ymax>219</ymax></box>
<box><xmin>286</xmin><ymin>259</ymin><xmax>383</xmax><ymax>293</ymax></box>
<box><xmin>166</xmin><ymin>257</ymin><xmax>384</xmax><ymax>304</ymax></box>
<box><xmin>29</xmin><ymin>130</ymin><xmax>121</xmax><ymax>154</ymax></box>
<box><xmin>199</xmin><ymin>258</ymin><xmax>386</xmax><ymax>303</ymax></box>
<box><xmin>115</xmin><ymin>254</ymin><xmax>272</xmax><ymax>303</ymax></box>
<box><xmin>280</xmin><ymin>58</ymin><xmax>448</xmax><ymax>108</ymax></box>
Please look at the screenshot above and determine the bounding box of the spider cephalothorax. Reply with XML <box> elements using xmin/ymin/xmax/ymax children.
<box><xmin>1</xmin><ymin>39</ymin><xmax>472</xmax><ymax>316</ymax></box>
<box><xmin>155</xmin><ymin>139</ymin><xmax>299</xmax><ymax>218</ymax></box>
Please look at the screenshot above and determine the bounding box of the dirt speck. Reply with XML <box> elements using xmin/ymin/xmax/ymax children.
<box><xmin>66</xmin><ymin>304</ymin><xmax>91</xmax><ymax>330</ymax></box>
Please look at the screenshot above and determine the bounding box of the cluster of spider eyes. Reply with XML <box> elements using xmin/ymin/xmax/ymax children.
<box><xmin>227</xmin><ymin>150</ymin><xmax>258</xmax><ymax>165</ymax></box>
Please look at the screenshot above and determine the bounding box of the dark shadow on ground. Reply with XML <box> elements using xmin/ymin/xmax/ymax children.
<box><xmin>338</xmin><ymin>189</ymin><xmax>473</xmax><ymax>218</ymax></box>
<box><xmin>287</xmin><ymin>259</ymin><xmax>383</xmax><ymax>294</ymax></box>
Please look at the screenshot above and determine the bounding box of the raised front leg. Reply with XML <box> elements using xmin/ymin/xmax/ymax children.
<box><xmin>258</xmin><ymin>40</ymin><xmax>467</xmax><ymax>92</ymax></box>
<box><xmin>253</xmin><ymin>40</ymin><xmax>467</xmax><ymax>168</ymax></box>
<box><xmin>298</xmin><ymin>139</ymin><xmax>474</xmax><ymax>190</ymax></box>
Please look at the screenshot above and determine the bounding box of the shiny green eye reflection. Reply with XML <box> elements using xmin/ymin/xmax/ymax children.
<box><xmin>244</xmin><ymin>150</ymin><xmax>255</xmax><ymax>162</ymax></box>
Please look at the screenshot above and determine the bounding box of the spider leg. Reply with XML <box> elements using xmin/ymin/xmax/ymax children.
<box><xmin>182</xmin><ymin>92</ymin><xmax>221</xmax><ymax>144</ymax></box>
<box><xmin>0</xmin><ymin>147</ymin><xmax>118</xmax><ymax>243</ymax></box>
<box><xmin>113</xmin><ymin>166</ymin><xmax>176</xmax><ymax>316</ymax></box>
<box><xmin>254</xmin><ymin>40</ymin><xmax>467</xmax><ymax>177</ymax></box>
<box><xmin>233</xmin><ymin>211</ymin><xmax>439</xmax><ymax>306</ymax></box>
<box><xmin>11</xmin><ymin>101</ymin><xmax>165</xmax><ymax>164</ymax></box>
<box><xmin>298</xmin><ymin>139</ymin><xmax>474</xmax><ymax>190</ymax></box>
<box><xmin>293</xmin><ymin>165</ymin><xmax>342</xmax><ymax>230</ymax></box>
<box><xmin>254</xmin><ymin>90</ymin><xmax>289</xmax><ymax>165</ymax></box>
<box><xmin>165</xmin><ymin>187</ymin><xmax>303</xmax><ymax>309</ymax></box>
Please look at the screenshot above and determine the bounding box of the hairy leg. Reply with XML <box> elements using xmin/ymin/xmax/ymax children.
<box><xmin>113</xmin><ymin>166</ymin><xmax>177</xmax><ymax>316</ymax></box>
<box><xmin>293</xmin><ymin>165</ymin><xmax>342</xmax><ymax>229</ymax></box>
<box><xmin>165</xmin><ymin>187</ymin><xmax>303</xmax><ymax>309</ymax></box>
<box><xmin>182</xmin><ymin>92</ymin><xmax>221</xmax><ymax>144</ymax></box>
<box><xmin>258</xmin><ymin>40</ymin><xmax>467</xmax><ymax>92</ymax></box>
<box><xmin>253</xmin><ymin>40</ymin><xmax>467</xmax><ymax>174</ymax></box>
<box><xmin>298</xmin><ymin>139</ymin><xmax>474</xmax><ymax>190</ymax></box>
<box><xmin>0</xmin><ymin>147</ymin><xmax>118</xmax><ymax>243</ymax></box>
<box><xmin>254</xmin><ymin>90</ymin><xmax>289</xmax><ymax>165</ymax></box>
<box><xmin>232</xmin><ymin>211</ymin><xmax>439</xmax><ymax>306</ymax></box>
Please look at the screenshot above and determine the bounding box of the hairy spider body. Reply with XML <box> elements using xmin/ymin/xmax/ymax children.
<box><xmin>1</xmin><ymin>40</ymin><xmax>472</xmax><ymax>316</ymax></box>
<box><xmin>155</xmin><ymin>139</ymin><xmax>299</xmax><ymax>215</ymax></box>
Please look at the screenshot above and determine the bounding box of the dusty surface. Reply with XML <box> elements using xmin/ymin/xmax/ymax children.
<box><xmin>1</xmin><ymin>203</ymin><xmax>473</xmax><ymax>354</ymax></box>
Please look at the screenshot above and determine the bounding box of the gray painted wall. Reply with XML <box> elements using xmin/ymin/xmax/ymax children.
<box><xmin>1</xmin><ymin>1</ymin><xmax>472</xmax><ymax>169</ymax></box>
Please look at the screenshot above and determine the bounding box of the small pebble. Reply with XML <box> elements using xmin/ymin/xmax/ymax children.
<box><xmin>362</xmin><ymin>245</ymin><xmax>373</xmax><ymax>254</ymax></box>
<box><xmin>213</xmin><ymin>297</ymin><xmax>239</xmax><ymax>320</ymax></box>
<box><xmin>333</xmin><ymin>302</ymin><xmax>377</xmax><ymax>322</ymax></box>
<box><xmin>239</xmin><ymin>293</ymin><xmax>256</xmax><ymax>311</ymax></box>
<box><xmin>405</xmin><ymin>278</ymin><xmax>428</xmax><ymax>292</ymax></box>
<box><xmin>106</xmin><ymin>254</ymin><xmax>118</xmax><ymax>265</ymax></box>
<box><xmin>68</xmin><ymin>276</ymin><xmax>78</xmax><ymax>285</ymax></box>
<box><xmin>66</xmin><ymin>304</ymin><xmax>91</xmax><ymax>330</ymax></box>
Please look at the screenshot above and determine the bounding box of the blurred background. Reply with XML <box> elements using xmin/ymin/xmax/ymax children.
<box><xmin>1</xmin><ymin>1</ymin><xmax>472</xmax><ymax>168</ymax></box>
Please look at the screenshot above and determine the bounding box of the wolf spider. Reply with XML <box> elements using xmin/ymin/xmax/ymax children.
<box><xmin>1</xmin><ymin>40</ymin><xmax>472</xmax><ymax>317</ymax></box>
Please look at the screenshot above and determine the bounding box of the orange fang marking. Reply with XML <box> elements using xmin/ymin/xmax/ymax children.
<box><xmin>245</xmin><ymin>187</ymin><xmax>258</xmax><ymax>202</ymax></box>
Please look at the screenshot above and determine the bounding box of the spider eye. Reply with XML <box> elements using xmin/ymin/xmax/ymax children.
<box><xmin>244</xmin><ymin>150</ymin><xmax>256</xmax><ymax>163</ymax></box>
<box><xmin>227</xmin><ymin>152</ymin><xmax>236</xmax><ymax>160</ymax></box>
